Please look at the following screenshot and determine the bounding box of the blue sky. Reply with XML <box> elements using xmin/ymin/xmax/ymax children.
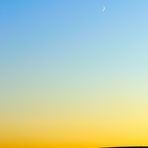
<box><xmin>1</xmin><ymin>0</ymin><xmax>148</xmax><ymax>114</ymax></box>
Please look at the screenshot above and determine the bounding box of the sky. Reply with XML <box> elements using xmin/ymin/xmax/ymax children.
<box><xmin>1</xmin><ymin>0</ymin><xmax>148</xmax><ymax>147</ymax></box>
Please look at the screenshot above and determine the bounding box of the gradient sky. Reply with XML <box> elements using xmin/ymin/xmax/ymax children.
<box><xmin>1</xmin><ymin>0</ymin><xmax>148</xmax><ymax>148</ymax></box>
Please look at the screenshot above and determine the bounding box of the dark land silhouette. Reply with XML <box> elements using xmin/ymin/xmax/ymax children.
<box><xmin>103</xmin><ymin>146</ymin><xmax>148</xmax><ymax>148</ymax></box>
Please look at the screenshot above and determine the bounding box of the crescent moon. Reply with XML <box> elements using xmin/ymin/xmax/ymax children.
<box><xmin>102</xmin><ymin>6</ymin><xmax>106</xmax><ymax>12</ymax></box>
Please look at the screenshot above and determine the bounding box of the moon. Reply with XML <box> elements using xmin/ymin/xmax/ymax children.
<box><xmin>102</xmin><ymin>5</ymin><xmax>106</xmax><ymax>12</ymax></box>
